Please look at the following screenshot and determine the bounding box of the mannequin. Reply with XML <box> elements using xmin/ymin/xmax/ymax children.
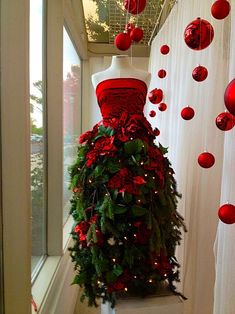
<box><xmin>91</xmin><ymin>55</ymin><xmax>151</xmax><ymax>89</ymax></box>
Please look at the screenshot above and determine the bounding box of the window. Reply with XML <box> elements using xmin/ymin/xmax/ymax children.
<box><xmin>30</xmin><ymin>0</ymin><xmax>47</xmax><ymax>277</ymax></box>
<box><xmin>63</xmin><ymin>27</ymin><xmax>82</xmax><ymax>224</ymax></box>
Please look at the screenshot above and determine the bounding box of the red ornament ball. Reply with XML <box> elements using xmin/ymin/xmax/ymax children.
<box><xmin>192</xmin><ymin>65</ymin><xmax>208</xmax><ymax>82</ymax></box>
<box><xmin>215</xmin><ymin>112</ymin><xmax>235</xmax><ymax>131</ymax></box>
<box><xmin>211</xmin><ymin>0</ymin><xmax>230</xmax><ymax>20</ymax></box>
<box><xmin>158</xmin><ymin>69</ymin><xmax>167</xmax><ymax>78</ymax></box>
<box><xmin>149</xmin><ymin>110</ymin><xmax>156</xmax><ymax>117</ymax></box>
<box><xmin>148</xmin><ymin>88</ymin><xmax>163</xmax><ymax>104</ymax></box>
<box><xmin>124</xmin><ymin>0</ymin><xmax>146</xmax><ymax>14</ymax></box>
<box><xmin>130</xmin><ymin>27</ymin><xmax>143</xmax><ymax>42</ymax></box>
<box><xmin>114</xmin><ymin>33</ymin><xmax>131</xmax><ymax>51</ymax></box>
<box><xmin>218</xmin><ymin>204</ymin><xmax>235</xmax><ymax>224</ymax></box>
<box><xmin>198</xmin><ymin>152</ymin><xmax>215</xmax><ymax>168</ymax></box>
<box><xmin>160</xmin><ymin>45</ymin><xmax>170</xmax><ymax>55</ymax></box>
<box><xmin>224</xmin><ymin>79</ymin><xmax>235</xmax><ymax>116</ymax></box>
<box><xmin>181</xmin><ymin>106</ymin><xmax>195</xmax><ymax>120</ymax></box>
<box><xmin>125</xmin><ymin>23</ymin><xmax>135</xmax><ymax>34</ymax></box>
<box><xmin>184</xmin><ymin>18</ymin><xmax>214</xmax><ymax>50</ymax></box>
<box><xmin>153</xmin><ymin>128</ymin><xmax>160</xmax><ymax>136</ymax></box>
<box><xmin>158</xmin><ymin>103</ymin><xmax>167</xmax><ymax>111</ymax></box>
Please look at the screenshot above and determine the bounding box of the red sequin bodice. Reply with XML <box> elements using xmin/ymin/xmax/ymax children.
<box><xmin>96</xmin><ymin>78</ymin><xmax>147</xmax><ymax>119</ymax></box>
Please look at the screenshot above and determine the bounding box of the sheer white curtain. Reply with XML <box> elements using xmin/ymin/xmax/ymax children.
<box><xmin>147</xmin><ymin>0</ymin><xmax>231</xmax><ymax>313</ymax></box>
<box><xmin>213</xmin><ymin>3</ymin><xmax>235</xmax><ymax>314</ymax></box>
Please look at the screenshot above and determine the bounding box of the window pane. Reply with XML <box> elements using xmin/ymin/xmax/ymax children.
<box><xmin>63</xmin><ymin>28</ymin><xmax>81</xmax><ymax>224</ymax></box>
<box><xmin>30</xmin><ymin>0</ymin><xmax>46</xmax><ymax>276</ymax></box>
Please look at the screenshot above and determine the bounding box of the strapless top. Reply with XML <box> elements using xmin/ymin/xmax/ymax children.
<box><xmin>96</xmin><ymin>78</ymin><xmax>148</xmax><ymax>119</ymax></box>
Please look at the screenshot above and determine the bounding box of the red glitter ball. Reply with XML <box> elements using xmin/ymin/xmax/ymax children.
<box><xmin>114</xmin><ymin>33</ymin><xmax>131</xmax><ymax>51</ymax></box>
<box><xmin>124</xmin><ymin>0</ymin><xmax>146</xmax><ymax>14</ymax></box>
<box><xmin>149</xmin><ymin>110</ymin><xmax>156</xmax><ymax>117</ymax></box>
<box><xmin>184</xmin><ymin>18</ymin><xmax>214</xmax><ymax>50</ymax></box>
<box><xmin>215</xmin><ymin>112</ymin><xmax>235</xmax><ymax>131</ymax></box>
<box><xmin>224</xmin><ymin>79</ymin><xmax>235</xmax><ymax>116</ymax></box>
<box><xmin>153</xmin><ymin>128</ymin><xmax>160</xmax><ymax>136</ymax></box>
<box><xmin>130</xmin><ymin>27</ymin><xmax>143</xmax><ymax>42</ymax></box>
<box><xmin>160</xmin><ymin>45</ymin><xmax>170</xmax><ymax>55</ymax></box>
<box><xmin>211</xmin><ymin>0</ymin><xmax>230</xmax><ymax>20</ymax></box>
<box><xmin>158</xmin><ymin>69</ymin><xmax>167</xmax><ymax>78</ymax></box>
<box><xmin>192</xmin><ymin>65</ymin><xmax>208</xmax><ymax>82</ymax></box>
<box><xmin>158</xmin><ymin>103</ymin><xmax>167</xmax><ymax>111</ymax></box>
<box><xmin>148</xmin><ymin>88</ymin><xmax>163</xmax><ymax>104</ymax></box>
<box><xmin>198</xmin><ymin>152</ymin><xmax>215</xmax><ymax>168</ymax></box>
<box><xmin>181</xmin><ymin>107</ymin><xmax>195</xmax><ymax>120</ymax></box>
<box><xmin>218</xmin><ymin>204</ymin><xmax>235</xmax><ymax>224</ymax></box>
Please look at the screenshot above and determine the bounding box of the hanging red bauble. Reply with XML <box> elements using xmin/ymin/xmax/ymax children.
<box><xmin>215</xmin><ymin>112</ymin><xmax>235</xmax><ymax>131</ymax></box>
<box><xmin>218</xmin><ymin>204</ymin><xmax>235</xmax><ymax>224</ymax></box>
<box><xmin>192</xmin><ymin>65</ymin><xmax>208</xmax><ymax>82</ymax></box>
<box><xmin>149</xmin><ymin>110</ymin><xmax>156</xmax><ymax>117</ymax></box>
<box><xmin>184</xmin><ymin>18</ymin><xmax>214</xmax><ymax>50</ymax></box>
<box><xmin>130</xmin><ymin>27</ymin><xmax>143</xmax><ymax>42</ymax></box>
<box><xmin>158</xmin><ymin>103</ymin><xmax>167</xmax><ymax>111</ymax></box>
<box><xmin>148</xmin><ymin>88</ymin><xmax>163</xmax><ymax>104</ymax></box>
<box><xmin>160</xmin><ymin>45</ymin><xmax>170</xmax><ymax>55</ymax></box>
<box><xmin>124</xmin><ymin>0</ymin><xmax>146</xmax><ymax>15</ymax></box>
<box><xmin>198</xmin><ymin>152</ymin><xmax>215</xmax><ymax>168</ymax></box>
<box><xmin>224</xmin><ymin>79</ymin><xmax>235</xmax><ymax>116</ymax></box>
<box><xmin>158</xmin><ymin>69</ymin><xmax>167</xmax><ymax>78</ymax></box>
<box><xmin>153</xmin><ymin>128</ymin><xmax>160</xmax><ymax>136</ymax></box>
<box><xmin>181</xmin><ymin>106</ymin><xmax>195</xmax><ymax>120</ymax></box>
<box><xmin>114</xmin><ymin>33</ymin><xmax>131</xmax><ymax>51</ymax></box>
<box><xmin>125</xmin><ymin>23</ymin><xmax>135</xmax><ymax>34</ymax></box>
<box><xmin>211</xmin><ymin>0</ymin><xmax>231</xmax><ymax>20</ymax></box>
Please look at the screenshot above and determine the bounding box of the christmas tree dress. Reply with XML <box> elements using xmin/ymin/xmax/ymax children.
<box><xmin>68</xmin><ymin>78</ymin><xmax>186</xmax><ymax>307</ymax></box>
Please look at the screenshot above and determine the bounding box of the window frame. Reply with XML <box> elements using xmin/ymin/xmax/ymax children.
<box><xmin>1</xmin><ymin>0</ymin><xmax>31</xmax><ymax>313</ymax></box>
<box><xmin>1</xmin><ymin>0</ymin><xmax>88</xmax><ymax>312</ymax></box>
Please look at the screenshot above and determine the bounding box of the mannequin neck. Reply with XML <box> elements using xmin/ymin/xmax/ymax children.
<box><xmin>110</xmin><ymin>55</ymin><xmax>134</xmax><ymax>70</ymax></box>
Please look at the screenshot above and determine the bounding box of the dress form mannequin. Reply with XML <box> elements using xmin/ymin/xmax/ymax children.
<box><xmin>91</xmin><ymin>55</ymin><xmax>151</xmax><ymax>89</ymax></box>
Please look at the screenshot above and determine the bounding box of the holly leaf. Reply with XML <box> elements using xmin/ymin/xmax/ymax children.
<box><xmin>112</xmin><ymin>265</ymin><xmax>123</xmax><ymax>277</ymax></box>
<box><xmin>124</xmin><ymin>139</ymin><xmax>144</xmax><ymax>155</ymax></box>
<box><xmin>113</xmin><ymin>204</ymin><xmax>128</xmax><ymax>214</ymax></box>
<box><xmin>70</xmin><ymin>174</ymin><xmax>79</xmax><ymax>190</ymax></box>
<box><xmin>132</xmin><ymin>205</ymin><xmax>147</xmax><ymax>216</ymax></box>
<box><xmin>98</xmin><ymin>125</ymin><xmax>114</xmax><ymax>136</ymax></box>
<box><xmin>158</xmin><ymin>143</ymin><xmax>168</xmax><ymax>155</ymax></box>
<box><xmin>93</xmin><ymin>165</ymin><xmax>105</xmax><ymax>178</ymax></box>
<box><xmin>123</xmin><ymin>192</ymin><xmax>132</xmax><ymax>203</ymax></box>
<box><xmin>106</xmin><ymin>160</ymin><xmax>121</xmax><ymax>173</ymax></box>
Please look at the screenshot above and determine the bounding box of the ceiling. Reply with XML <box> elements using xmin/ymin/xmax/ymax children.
<box><xmin>81</xmin><ymin>0</ymin><xmax>176</xmax><ymax>57</ymax></box>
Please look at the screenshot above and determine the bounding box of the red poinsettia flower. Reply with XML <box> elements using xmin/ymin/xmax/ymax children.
<box><xmin>95</xmin><ymin>229</ymin><xmax>104</xmax><ymax>246</ymax></box>
<box><xmin>107</xmin><ymin>269</ymin><xmax>131</xmax><ymax>293</ymax></box>
<box><xmin>74</xmin><ymin>221</ymin><xmax>90</xmax><ymax>243</ymax></box>
<box><xmin>78</xmin><ymin>130</ymin><xmax>94</xmax><ymax>144</ymax></box>
<box><xmin>134</xmin><ymin>222</ymin><xmax>151</xmax><ymax>245</ymax></box>
<box><xmin>133</xmin><ymin>176</ymin><xmax>146</xmax><ymax>185</ymax></box>
<box><xmin>78</xmin><ymin>123</ymin><xmax>99</xmax><ymax>144</ymax></box>
<box><xmin>150</xmin><ymin>249</ymin><xmax>173</xmax><ymax>276</ymax></box>
<box><xmin>89</xmin><ymin>214</ymin><xmax>98</xmax><ymax>224</ymax></box>
<box><xmin>108</xmin><ymin>168</ymin><xmax>139</xmax><ymax>195</ymax></box>
<box><xmin>86</xmin><ymin>135</ymin><xmax>118</xmax><ymax>167</ymax></box>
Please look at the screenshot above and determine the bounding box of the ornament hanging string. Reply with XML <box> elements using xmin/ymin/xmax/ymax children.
<box><xmin>124</xmin><ymin>0</ymin><xmax>132</xmax><ymax>62</ymax></box>
<box><xmin>228</xmin><ymin>127</ymin><xmax>234</xmax><ymax>203</ymax></box>
<box><xmin>131</xmin><ymin>0</ymin><xmax>140</xmax><ymax>63</ymax></box>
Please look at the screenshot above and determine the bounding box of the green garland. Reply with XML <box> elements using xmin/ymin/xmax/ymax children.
<box><xmin>68</xmin><ymin>125</ymin><xmax>186</xmax><ymax>307</ymax></box>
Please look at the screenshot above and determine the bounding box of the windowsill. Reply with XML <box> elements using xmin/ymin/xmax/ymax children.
<box><xmin>32</xmin><ymin>215</ymin><xmax>74</xmax><ymax>313</ymax></box>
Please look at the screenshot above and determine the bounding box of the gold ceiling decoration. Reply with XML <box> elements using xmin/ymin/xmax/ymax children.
<box><xmin>82</xmin><ymin>0</ymin><xmax>176</xmax><ymax>45</ymax></box>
